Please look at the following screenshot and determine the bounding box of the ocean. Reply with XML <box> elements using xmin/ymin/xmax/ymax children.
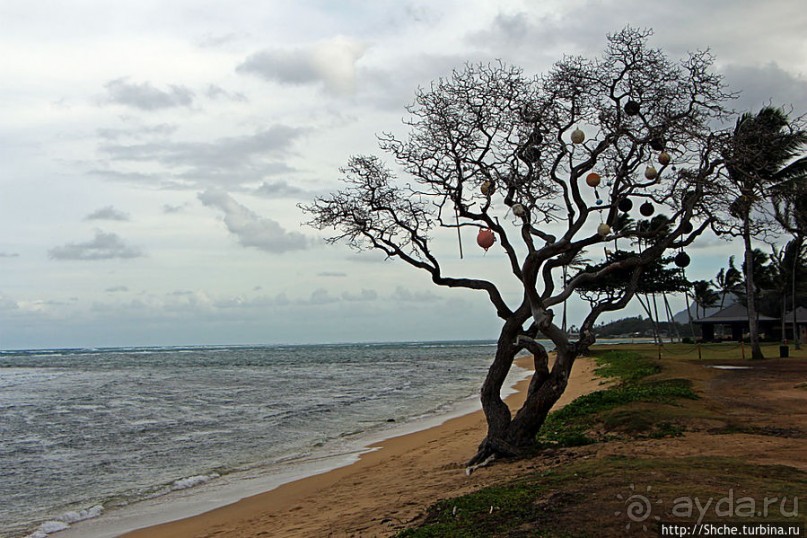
<box><xmin>0</xmin><ymin>341</ymin><xmax>528</xmax><ymax>538</ymax></box>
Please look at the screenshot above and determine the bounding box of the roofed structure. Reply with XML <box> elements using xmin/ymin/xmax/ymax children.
<box><xmin>783</xmin><ymin>306</ymin><xmax>807</xmax><ymax>342</ymax></box>
<box><xmin>693</xmin><ymin>304</ymin><xmax>778</xmax><ymax>342</ymax></box>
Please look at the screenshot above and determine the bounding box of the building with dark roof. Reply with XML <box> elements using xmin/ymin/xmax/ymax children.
<box><xmin>783</xmin><ymin>306</ymin><xmax>807</xmax><ymax>343</ymax></box>
<box><xmin>692</xmin><ymin>303</ymin><xmax>779</xmax><ymax>342</ymax></box>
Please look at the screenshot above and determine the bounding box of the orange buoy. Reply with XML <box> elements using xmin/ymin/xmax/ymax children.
<box><xmin>477</xmin><ymin>228</ymin><xmax>495</xmax><ymax>251</ymax></box>
<box><xmin>586</xmin><ymin>172</ymin><xmax>601</xmax><ymax>187</ymax></box>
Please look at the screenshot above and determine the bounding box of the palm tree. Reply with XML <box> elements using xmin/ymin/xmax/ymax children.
<box><xmin>739</xmin><ymin>248</ymin><xmax>777</xmax><ymax>300</ymax></box>
<box><xmin>770</xmin><ymin>240</ymin><xmax>807</xmax><ymax>345</ymax></box>
<box><xmin>723</xmin><ymin>106</ymin><xmax>807</xmax><ymax>359</ymax></box>
<box><xmin>715</xmin><ymin>256</ymin><xmax>743</xmax><ymax>309</ymax></box>
<box><xmin>692</xmin><ymin>280</ymin><xmax>719</xmax><ymax>319</ymax></box>
<box><xmin>771</xmin><ymin>156</ymin><xmax>807</xmax><ymax>349</ymax></box>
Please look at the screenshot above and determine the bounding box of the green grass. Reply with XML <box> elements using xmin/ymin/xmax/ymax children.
<box><xmin>398</xmin><ymin>457</ymin><xmax>807</xmax><ymax>537</ymax></box>
<box><xmin>592</xmin><ymin>350</ymin><xmax>661</xmax><ymax>382</ymax></box>
<box><xmin>600</xmin><ymin>341</ymin><xmax>807</xmax><ymax>362</ymax></box>
<box><xmin>535</xmin><ymin>351</ymin><xmax>697</xmax><ymax>448</ymax></box>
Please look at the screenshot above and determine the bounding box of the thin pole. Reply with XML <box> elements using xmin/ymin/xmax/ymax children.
<box><xmin>562</xmin><ymin>265</ymin><xmax>568</xmax><ymax>333</ymax></box>
<box><xmin>455</xmin><ymin>207</ymin><xmax>463</xmax><ymax>260</ymax></box>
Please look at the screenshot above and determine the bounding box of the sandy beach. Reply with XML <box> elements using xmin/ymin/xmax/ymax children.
<box><xmin>121</xmin><ymin>355</ymin><xmax>604</xmax><ymax>538</ymax></box>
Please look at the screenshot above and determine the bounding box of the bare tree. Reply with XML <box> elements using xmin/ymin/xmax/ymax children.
<box><xmin>302</xmin><ymin>28</ymin><xmax>731</xmax><ymax>465</ymax></box>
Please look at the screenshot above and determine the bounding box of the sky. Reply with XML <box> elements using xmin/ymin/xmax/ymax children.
<box><xmin>1</xmin><ymin>0</ymin><xmax>806</xmax><ymax>349</ymax></box>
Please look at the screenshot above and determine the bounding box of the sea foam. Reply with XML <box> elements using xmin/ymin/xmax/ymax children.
<box><xmin>24</xmin><ymin>505</ymin><xmax>103</xmax><ymax>538</ymax></box>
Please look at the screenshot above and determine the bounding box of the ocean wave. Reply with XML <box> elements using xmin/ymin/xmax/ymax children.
<box><xmin>23</xmin><ymin>505</ymin><xmax>103</xmax><ymax>538</ymax></box>
<box><xmin>142</xmin><ymin>472</ymin><xmax>222</xmax><ymax>500</ymax></box>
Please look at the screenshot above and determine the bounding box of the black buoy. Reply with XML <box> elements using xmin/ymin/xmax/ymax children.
<box><xmin>650</xmin><ymin>137</ymin><xmax>666</xmax><ymax>151</ymax></box>
<box><xmin>640</xmin><ymin>201</ymin><xmax>654</xmax><ymax>217</ymax></box>
<box><xmin>618</xmin><ymin>198</ymin><xmax>633</xmax><ymax>212</ymax></box>
<box><xmin>681</xmin><ymin>221</ymin><xmax>694</xmax><ymax>234</ymax></box>
<box><xmin>624</xmin><ymin>100</ymin><xmax>640</xmax><ymax>116</ymax></box>
<box><xmin>674</xmin><ymin>251</ymin><xmax>691</xmax><ymax>268</ymax></box>
<box><xmin>530</xmin><ymin>131</ymin><xmax>544</xmax><ymax>145</ymax></box>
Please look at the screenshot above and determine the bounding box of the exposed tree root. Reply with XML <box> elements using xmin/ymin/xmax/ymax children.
<box><xmin>466</xmin><ymin>436</ymin><xmax>523</xmax><ymax>469</ymax></box>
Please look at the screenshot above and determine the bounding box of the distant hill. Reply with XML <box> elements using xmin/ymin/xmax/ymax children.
<box><xmin>672</xmin><ymin>293</ymin><xmax>739</xmax><ymax>323</ymax></box>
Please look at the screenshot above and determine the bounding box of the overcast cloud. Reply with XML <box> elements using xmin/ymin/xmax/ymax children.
<box><xmin>105</xmin><ymin>78</ymin><xmax>195</xmax><ymax>110</ymax></box>
<box><xmin>237</xmin><ymin>37</ymin><xmax>367</xmax><ymax>95</ymax></box>
<box><xmin>1</xmin><ymin>0</ymin><xmax>805</xmax><ymax>348</ymax></box>
<box><xmin>198</xmin><ymin>189</ymin><xmax>310</xmax><ymax>253</ymax></box>
<box><xmin>85</xmin><ymin>206</ymin><xmax>130</xmax><ymax>221</ymax></box>
<box><xmin>48</xmin><ymin>231</ymin><xmax>144</xmax><ymax>261</ymax></box>
<box><xmin>98</xmin><ymin>125</ymin><xmax>306</xmax><ymax>188</ymax></box>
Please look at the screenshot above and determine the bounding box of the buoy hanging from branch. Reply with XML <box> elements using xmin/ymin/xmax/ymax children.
<box><xmin>476</xmin><ymin>228</ymin><xmax>496</xmax><ymax>251</ymax></box>
<box><xmin>618</xmin><ymin>198</ymin><xmax>633</xmax><ymax>212</ymax></box>
<box><xmin>640</xmin><ymin>201</ymin><xmax>655</xmax><ymax>217</ymax></box>
<box><xmin>624</xmin><ymin>100</ymin><xmax>640</xmax><ymax>116</ymax></box>
<box><xmin>658</xmin><ymin>151</ymin><xmax>671</xmax><ymax>165</ymax></box>
<box><xmin>512</xmin><ymin>203</ymin><xmax>527</xmax><ymax>218</ymax></box>
<box><xmin>645</xmin><ymin>165</ymin><xmax>658</xmax><ymax>180</ymax></box>
<box><xmin>586</xmin><ymin>172</ymin><xmax>601</xmax><ymax>187</ymax></box>
<box><xmin>650</xmin><ymin>137</ymin><xmax>666</xmax><ymax>151</ymax></box>
<box><xmin>571</xmin><ymin>128</ymin><xmax>585</xmax><ymax>144</ymax></box>
<box><xmin>674</xmin><ymin>251</ymin><xmax>691</xmax><ymax>268</ymax></box>
<box><xmin>481</xmin><ymin>181</ymin><xmax>493</xmax><ymax>196</ymax></box>
<box><xmin>681</xmin><ymin>221</ymin><xmax>694</xmax><ymax>234</ymax></box>
<box><xmin>597</xmin><ymin>223</ymin><xmax>611</xmax><ymax>237</ymax></box>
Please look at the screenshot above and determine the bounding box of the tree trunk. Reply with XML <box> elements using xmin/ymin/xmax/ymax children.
<box><xmin>506</xmin><ymin>347</ymin><xmax>573</xmax><ymax>447</ymax></box>
<box><xmin>742</xmin><ymin>219</ymin><xmax>765</xmax><ymax>359</ymax></box>
<box><xmin>793</xmin><ymin>237</ymin><xmax>802</xmax><ymax>350</ymax></box>
<box><xmin>470</xmin><ymin>315</ymin><xmax>576</xmax><ymax>466</ymax></box>
<box><xmin>781</xmin><ymin>292</ymin><xmax>787</xmax><ymax>344</ymax></box>
<box><xmin>471</xmin><ymin>318</ymin><xmax>521</xmax><ymax>464</ymax></box>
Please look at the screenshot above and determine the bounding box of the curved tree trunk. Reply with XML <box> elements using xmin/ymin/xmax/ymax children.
<box><xmin>469</xmin><ymin>315</ymin><xmax>577</xmax><ymax>466</ymax></box>
<box><xmin>471</xmin><ymin>317</ymin><xmax>523</xmax><ymax>464</ymax></box>
<box><xmin>506</xmin><ymin>345</ymin><xmax>572</xmax><ymax>447</ymax></box>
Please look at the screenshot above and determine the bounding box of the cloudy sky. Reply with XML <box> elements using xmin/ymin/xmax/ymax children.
<box><xmin>1</xmin><ymin>0</ymin><xmax>805</xmax><ymax>349</ymax></box>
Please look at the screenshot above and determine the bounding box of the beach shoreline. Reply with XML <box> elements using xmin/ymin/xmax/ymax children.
<box><xmin>53</xmin><ymin>356</ymin><xmax>530</xmax><ymax>538</ymax></box>
<box><xmin>113</xmin><ymin>354</ymin><xmax>603</xmax><ymax>538</ymax></box>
